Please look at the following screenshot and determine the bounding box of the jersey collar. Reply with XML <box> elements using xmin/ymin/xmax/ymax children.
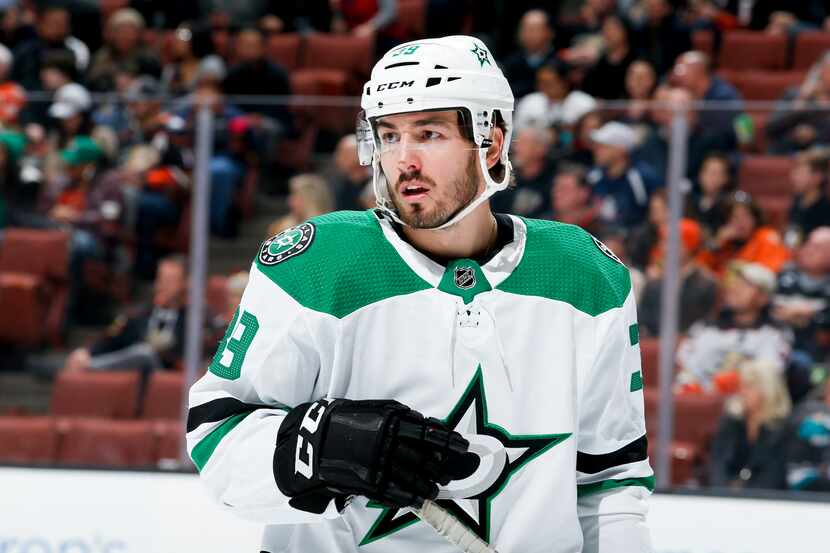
<box><xmin>372</xmin><ymin>210</ymin><xmax>527</xmax><ymax>289</ymax></box>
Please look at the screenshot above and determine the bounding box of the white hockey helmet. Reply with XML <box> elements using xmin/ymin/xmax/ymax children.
<box><xmin>358</xmin><ymin>35</ymin><xmax>514</xmax><ymax>229</ymax></box>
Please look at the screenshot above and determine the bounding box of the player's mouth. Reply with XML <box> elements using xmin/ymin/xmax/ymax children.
<box><xmin>399</xmin><ymin>183</ymin><xmax>431</xmax><ymax>201</ymax></box>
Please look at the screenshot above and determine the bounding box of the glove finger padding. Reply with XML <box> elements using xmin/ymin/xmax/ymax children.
<box><xmin>275</xmin><ymin>398</ymin><xmax>474</xmax><ymax>513</ymax></box>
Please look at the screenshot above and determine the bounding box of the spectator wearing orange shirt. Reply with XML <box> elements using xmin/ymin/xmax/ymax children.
<box><xmin>698</xmin><ymin>191</ymin><xmax>791</xmax><ymax>278</ymax></box>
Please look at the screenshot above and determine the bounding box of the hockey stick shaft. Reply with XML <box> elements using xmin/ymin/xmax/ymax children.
<box><xmin>414</xmin><ymin>499</ymin><xmax>499</xmax><ymax>553</ymax></box>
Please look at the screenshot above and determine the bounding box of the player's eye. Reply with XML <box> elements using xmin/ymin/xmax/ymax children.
<box><xmin>379</xmin><ymin>131</ymin><xmax>399</xmax><ymax>144</ymax></box>
<box><xmin>421</xmin><ymin>130</ymin><xmax>443</xmax><ymax>141</ymax></box>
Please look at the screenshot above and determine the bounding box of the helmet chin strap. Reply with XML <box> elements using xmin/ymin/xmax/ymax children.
<box><xmin>374</xmin><ymin>147</ymin><xmax>512</xmax><ymax>231</ymax></box>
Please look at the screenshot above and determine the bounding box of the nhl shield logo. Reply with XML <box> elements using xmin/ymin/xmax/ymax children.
<box><xmin>454</xmin><ymin>266</ymin><xmax>476</xmax><ymax>289</ymax></box>
<box><xmin>259</xmin><ymin>222</ymin><xmax>316</xmax><ymax>265</ymax></box>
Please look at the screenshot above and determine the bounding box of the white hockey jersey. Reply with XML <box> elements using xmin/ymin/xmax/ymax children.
<box><xmin>187</xmin><ymin>209</ymin><xmax>654</xmax><ymax>553</ymax></box>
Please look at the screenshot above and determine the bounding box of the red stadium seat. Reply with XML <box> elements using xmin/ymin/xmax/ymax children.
<box><xmin>397</xmin><ymin>0</ymin><xmax>427</xmax><ymax>38</ymax></box>
<box><xmin>154</xmin><ymin>419</ymin><xmax>185</xmax><ymax>463</ymax></box>
<box><xmin>747</xmin><ymin>111</ymin><xmax>770</xmax><ymax>153</ymax></box>
<box><xmin>793</xmin><ymin>32</ymin><xmax>830</xmax><ymax>70</ymax></box>
<box><xmin>57</xmin><ymin>418</ymin><xmax>156</xmax><ymax>468</ymax></box>
<box><xmin>718</xmin><ymin>32</ymin><xmax>788</xmax><ymax>71</ymax></box>
<box><xmin>290</xmin><ymin>69</ymin><xmax>359</xmax><ymax>133</ymax></box>
<box><xmin>0</xmin><ymin>229</ymin><xmax>71</xmax><ymax>346</ymax></box>
<box><xmin>756</xmin><ymin>195</ymin><xmax>793</xmax><ymax>230</ymax></box>
<box><xmin>692</xmin><ymin>29</ymin><xmax>715</xmax><ymax>58</ymax></box>
<box><xmin>51</xmin><ymin>371</ymin><xmax>141</xmax><ymax>419</ymax></box>
<box><xmin>0</xmin><ymin>273</ymin><xmax>47</xmax><ymax>346</ymax></box>
<box><xmin>265</xmin><ymin>32</ymin><xmax>302</xmax><ymax>71</ymax></box>
<box><xmin>141</xmin><ymin>372</ymin><xmax>185</xmax><ymax>420</ymax></box>
<box><xmin>639</xmin><ymin>337</ymin><xmax>660</xmax><ymax>389</ymax></box>
<box><xmin>0</xmin><ymin>416</ymin><xmax>58</xmax><ymax>464</ymax></box>
<box><xmin>299</xmin><ymin>33</ymin><xmax>373</xmax><ymax>80</ymax></box>
<box><xmin>720</xmin><ymin>70</ymin><xmax>805</xmax><ymax>101</ymax></box>
<box><xmin>737</xmin><ymin>155</ymin><xmax>794</xmax><ymax>199</ymax></box>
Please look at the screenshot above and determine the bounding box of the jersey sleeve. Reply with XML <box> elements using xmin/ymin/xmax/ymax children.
<box><xmin>186</xmin><ymin>261</ymin><xmax>337</xmax><ymax>524</ymax></box>
<box><xmin>577</xmin><ymin>283</ymin><xmax>654</xmax><ymax>552</ymax></box>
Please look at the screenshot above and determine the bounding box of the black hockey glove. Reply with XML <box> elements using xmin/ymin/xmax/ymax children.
<box><xmin>275</xmin><ymin>398</ymin><xmax>479</xmax><ymax>514</ymax></box>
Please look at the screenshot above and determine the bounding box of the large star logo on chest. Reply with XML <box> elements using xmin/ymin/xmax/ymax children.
<box><xmin>360</xmin><ymin>366</ymin><xmax>571</xmax><ymax>546</ymax></box>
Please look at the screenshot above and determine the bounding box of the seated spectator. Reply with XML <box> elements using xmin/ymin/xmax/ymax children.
<box><xmin>784</xmin><ymin>150</ymin><xmax>830</xmax><ymax>249</ymax></box>
<box><xmin>501</xmin><ymin>9</ymin><xmax>559</xmax><ymax>101</ymax></box>
<box><xmin>689</xmin><ymin>152</ymin><xmax>735</xmax><ymax>237</ymax></box>
<box><xmin>160</xmin><ymin>25</ymin><xmax>202</xmax><ymax>97</ymax></box>
<box><xmin>671</xmin><ymin>51</ymin><xmax>749</xmax><ymax>148</ymax></box>
<box><xmin>698</xmin><ymin>191</ymin><xmax>791</xmax><ymax>277</ymax></box>
<box><xmin>708</xmin><ymin>359</ymin><xmax>791</xmax><ymax>490</ymax></box>
<box><xmin>785</xmin><ymin>376</ymin><xmax>830</xmax><ymax>491</ymax></box>
<box><xmin>620</xmin><ymin>59</ymin><xmax>658</xmax><ymax>125</ymax></box>
<box><xmin>222</xmin><ymin>27</ymin><xmax>293</xmax><ymax>136</ymax></box>
<box><xmin>637</xmin><ymin>86</ymin><xmax>736</xmax><ymax>182</ymax></box>
<box><xmin>86</xmin><ymin>8</ymin><xmax>161</xmax><ymax>92</ymax></box>
<box><xmin>676</xmin><ymin>261</ymin><xmax>792</xmax><ymax>393</ymax></box>
<box><xmin>588</xmin><ymin>121</ymin><xmax>662</xmax><ymax>230</ymax></box>
<box><xmin>267</xmin><ymin>173</ymin><xmax>335</xmax><ymax>236</ymax></box>
<box><xmin>562</xmin><ymin>109</ymin><xmax>603</xmax><ymax>167</ymax></box>
<box><xmin>541</xmin><ymin>163</ymin><xmax>602</xmax><ymax>234</ymax></box>
<box><xmin>514</xmin><ymin>60</ymin><xmax>596</xmax><ymax>132</ymax></box>
<box><xmin>766</xmin><ymin>53</ymin><xmax>830</xmax><ymax>154</ymax></box>
<box><xmin>330</xmin><ymin>134</ymin><xmax>370</xmax><ymax>211</ymax></box>
<box><xmin>493</xmin><ymin>126</ymin><xmax>556</xmax><ymax>217</ymax></box>
<box><xmin>0</xmin><ymin>44</ymin><xmax>26</xmax><ymax>130</ymax></box>
<box><xmin>637</xmin><ymin>216</ymin><xmax>718</xmax><ymax>336</ymax></box>
<box><xmin>772</xmin><ymin>227</ymin><xmax>830</xmax><ymax>392</ymax></box>
<box><xmin>11</xmin><ymin>5</ymin><xmax>88</xmax><ymax>92</ymax></box>
<box><xmin>60</xmin><ymin>255</ymin><xmax>189</xmax><ymax>374</ymax></box>
<box><xmin>633</xmin><ymin>0</ymin><xmax>692</xmax><ymax>77</ymax></box>
<box><xmin>119</xmin><ymin>77</ymin><xmax>167</xmax><ymax>150</ymax></box>
<box><xmin>581</xmin><ymin>14</ymin><xmax>638</xmax><ymax>100</ymax></box>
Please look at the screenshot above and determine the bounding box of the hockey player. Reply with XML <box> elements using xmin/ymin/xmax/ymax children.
<box><xmin>187</xmin><ymin>35</ymin><xmax>653</xmax><ymax>552</ymax></box>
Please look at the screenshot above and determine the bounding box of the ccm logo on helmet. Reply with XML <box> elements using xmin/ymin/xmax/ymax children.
<box><xmin>376</xmin><ymin>80</ymin><xmax>415</xmax><ymax>91</ymax></box>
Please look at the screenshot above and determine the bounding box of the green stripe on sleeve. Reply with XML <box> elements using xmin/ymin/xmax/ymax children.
<box><xmin>629</xmin><ymin>323</ymin><xmax>639</xmax><ymax>346</ymax></box>
<box><xmin>190</xmin><ymin>412</ymin><xmax>252</xmax><ymax>471</ymax></box>
<box><xmin>577</xmin><ymin>476</ymin><xmax>655</xmax><ymax>497</ymax></box>
<box><xmin>630</xmin><ymin>370</ymin><xmax>643</xmax><ymax>392</ymax></box>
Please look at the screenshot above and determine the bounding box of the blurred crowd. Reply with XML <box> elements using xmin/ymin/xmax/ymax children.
<box><xmin>0</xmin><ymin>0</ymin><xmax>829</xmax><ymax>490</ymax></box>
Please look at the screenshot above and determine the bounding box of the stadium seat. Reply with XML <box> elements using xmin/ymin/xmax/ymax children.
<box><xmin>300</xmin><ymin>33</ymin><xmax>373</xmax><ymax>77</ymax></box>
<box><xmin>720</xmin><ymin>70</ymin><xmax>804</xmax><ymax>101</ymax></box>
<box><xmin>0</xmin><ymin>228</ymin><xmax>70</xmax><ymax>346</ymax></box>
<box><xmin>692</xmin><ymin>29</ymin><xmax>715</xmax><ymax>58</ymax></box>
<box><xmin>154</xmin><ymin>419</ymin><xmax>185</xmax><ymax>463</ymax></box>
<box><xmin>747</xmin><ymin>111</ymin><xmax>770</xmax><ymax>153</ymax></box>
<box><xmin>275</xmin><ymin>123</ymin><xmax>318</xmax><ymax>172</ymax></box>
<box><xmin>756</xmin><ymin>195</ymin><xmax>792</xmax><ymax>230</ymax></box>
<box><xmin>737</xmin><ymin>155</ymin><xmax>795</xmax><ymax>199</ymax></box>
<box><xmin>792</xmin><ymin>32</ymin><xmax>830</xmax><ymax>70</ymax></box>
<box><xmin>0</xmin><ymin>416</ymin><xmax>58</xmax><ymax>464</ymax></box>
<box><xmin>717</xmin><ymin>32</ymin><xmax>788</xmax><ymax>71</ymax></box>
<box><xmin>265</xmin><ymin>32</ymin><xmax>302</xmax><ymax>71</ymax></box>
<box><xmin>290</xmin><ymin>69</ymin><xmax>358</xmax><ymax>133</ymax></box>
<box><xmin>57</xmin><ymin>418</ymin><xmax>156</xmax><ymax>468</ymax></box>
<box><xmin>640</xmin><ymin>337</ymin><xmax>660</xmax><ymax>389</ymax></box>
<box><xmin>397</xmin><ymin>0</ymin><xmax>427</xmax><ymax>38</ymax></box>
<box><xmin>141</xmin><ymin>372</ymin><xmax>185</xmax><ymax>420</ymax></box>
<box><xmin>51</xmin><ymin>371</ymin><xmax>141</xmax><ymax>419</ymax></box>
<box><xmin>0</xmin><ymin>273</ymin><xmax>47</xmax><ymax>346</ymax></box>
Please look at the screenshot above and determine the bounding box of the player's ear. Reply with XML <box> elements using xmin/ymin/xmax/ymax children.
<box><xmin>486</xmin><ymin>127</ymin><xmax>504</xmax><ymax>170</ymax></box>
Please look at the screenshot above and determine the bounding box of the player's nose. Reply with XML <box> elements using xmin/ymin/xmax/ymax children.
<box><xmin>395</xmin><ymin>135</ymin><xmax>422</xmax><ymax>172</ymax></box>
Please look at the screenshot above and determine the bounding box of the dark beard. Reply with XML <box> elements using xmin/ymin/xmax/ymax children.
<box><xmin>390</xmin><ymin>152</ymin><xmax>480</xmax><ymax>229</ymax></box>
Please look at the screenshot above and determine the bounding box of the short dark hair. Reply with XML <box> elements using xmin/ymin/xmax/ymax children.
<box><xmin>728</xmin><ymin>190</ymin><xmax>765</xmax><ymax>227</ymax></box>
<box><xmin>554</xmin><ymin>162</ymin><xmax>588</xmax><ymax>188</ymax></box>
<box><xmin>41</xmin><ymin>49</ymin><xmax>76</xmax><ymax>78</ymax></box>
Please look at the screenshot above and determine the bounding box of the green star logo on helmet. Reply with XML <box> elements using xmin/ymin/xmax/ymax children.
<box><xmin>470</xmin><ymin>43</ymin><xmax>491</xmax><ymax>67</ymax></box>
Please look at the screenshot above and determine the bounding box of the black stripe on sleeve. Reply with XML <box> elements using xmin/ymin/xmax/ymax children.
<box><xmin>187</xmin><ymin>397</ymin><xmax>278</xmax><ymax>433</ymax></box>
<box><xmin>576</xmin><ymin>434</ymin><xmax>648</xmax><ymax>474</ymax></box>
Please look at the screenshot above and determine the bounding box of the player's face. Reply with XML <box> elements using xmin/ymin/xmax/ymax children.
<box><xmin>376</xmin><ymin>110</ymin><xmax>481</xmax><ymax>229</ymax></box>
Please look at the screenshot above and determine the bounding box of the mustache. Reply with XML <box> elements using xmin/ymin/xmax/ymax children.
<box><xmin>397</xmin><ymin>170</ymin><xmax>437</xmax><ymax>187</ymax></box>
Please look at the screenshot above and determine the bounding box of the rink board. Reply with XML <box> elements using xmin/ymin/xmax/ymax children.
<box><xmin>1</xmin><ymin>467</ymin><xmax>829</xmax><ymax>552</ymax></box>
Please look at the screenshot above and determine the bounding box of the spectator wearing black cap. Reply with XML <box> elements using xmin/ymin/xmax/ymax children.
<box><xmin>501</xmin><ymin>9</ymin><xmax>559</xmax><ymax>101</ymax></box>
<box><xmin>11</xmin><ymin>5</ymin><xmax>88</xmax><ymax>92</ymax></box>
